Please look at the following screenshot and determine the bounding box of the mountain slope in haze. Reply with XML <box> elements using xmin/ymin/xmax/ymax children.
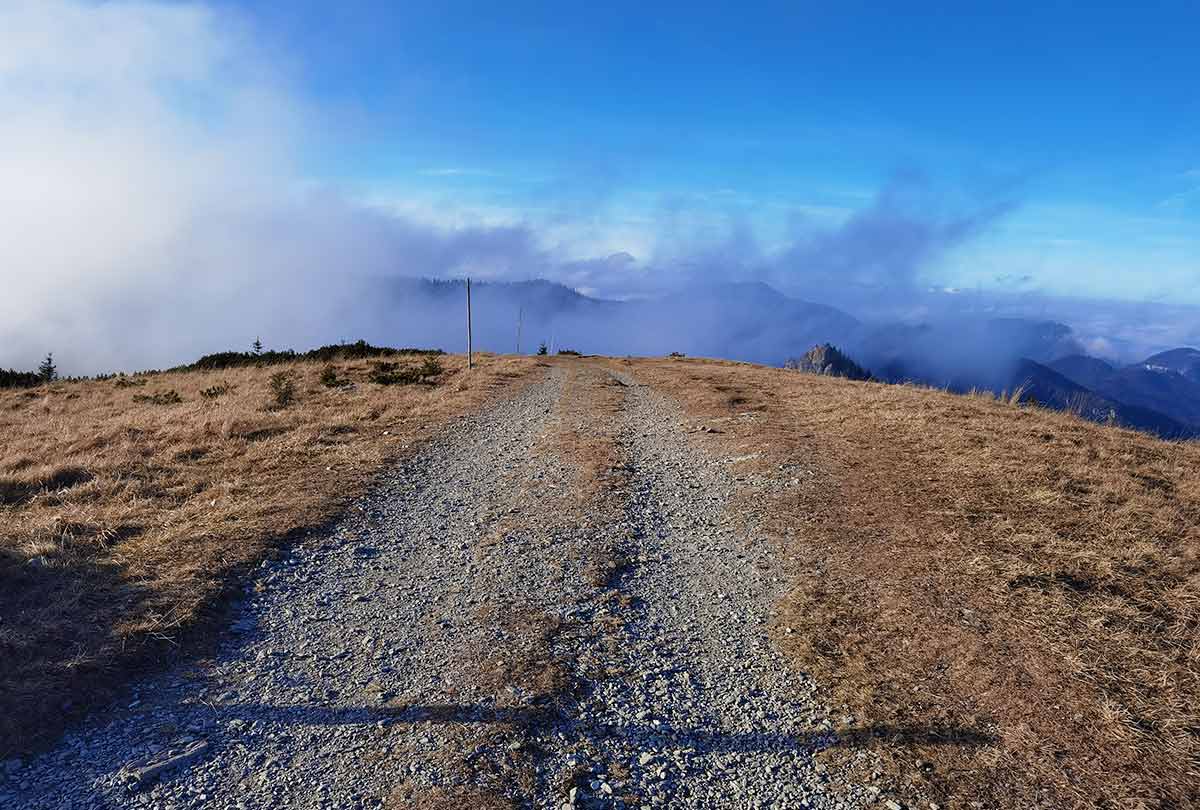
<box><xmin>383</xmin><ymin>277</ymin><xmax>859</xmax><ymax>365</ymax></box>
<box><xmin>623</xmin><ymin>282</ymin><xmax>860</xmax><ymax>365</ymax></box>
<box><xmin>1050</xmin><ymin>350</ymin><xmax>1200</xmax><ymax>432</ymax></box>
<box><xmin>1096</xmin><ymin>364</ymin><xmax>1200</xmax><ymax>428</ymax></box>
<box><xmin>1143</xmin><ymin>347</ymin><xmax>1200</xmax><ymax>382</ymax></box>
<box><xmin>1048</xmin><ymin>353</ymin><xmax>1117</xmax><ymax>390</ymax></box>
<box><xmin>1009</xmin><ymin>359</ymin><xmax>1195</xmax><ymax>438</ymax></box>
<box><xmin>376</xmin><ymin>276</ymin><xmax>1200</xmax><ymax>438</ymax></box>
<box><xmin>853</xmin><ymin>317</ymin><xmax>1081</xmax><ymax>389</ymax></box>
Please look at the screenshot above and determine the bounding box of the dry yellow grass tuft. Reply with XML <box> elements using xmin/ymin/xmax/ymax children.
<box><xmin>619</xmin><ymin>356</ymin><xmax>1200</xmax><ymax>809</ymax></box>
<box><xmin>0</xmin><ymin>353</ymin><xmax>540</xmax><ymax>755</ymax></box>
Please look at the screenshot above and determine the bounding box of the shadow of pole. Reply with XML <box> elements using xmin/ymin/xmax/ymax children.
<box><xmin>81</xmin><ymin>700</ymin><xmax>998</xmax><ymax>809</ymax></box>
<box><xmin>212</xmin><ymin>700</ymin><xmax>999</xmax><ymax>754</ymax></box>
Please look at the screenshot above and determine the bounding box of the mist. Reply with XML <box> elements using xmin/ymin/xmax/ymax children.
<box><xmin>1</xmin><ymin>0</ymin><xmax>1194</xmax><ymax>387</ymax></box>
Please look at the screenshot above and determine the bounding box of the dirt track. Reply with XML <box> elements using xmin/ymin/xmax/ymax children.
<box><xmin>5</xmin><ymin>362</ymin><xmax>874</xmax><ymax>809</ymax></box>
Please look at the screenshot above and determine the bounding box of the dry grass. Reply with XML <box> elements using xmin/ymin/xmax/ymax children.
<box><xmin>389</xmin><ymin>785</ymin><xmax>518</xmax><ymax>810</ymax></box>
<box><xmin>545</xmin><ymin>365</ymin><xmax>630</xmax><ymax>588</ymax></box>
<box><xmin>0</xmin><ymin>353</ymin><xmax>539</xmax><ymax>756</ymax></box>
<box><xmin>619</xmin><ymin>356</ymin><xmax>1200</xmax><ymax>809</ymax></box>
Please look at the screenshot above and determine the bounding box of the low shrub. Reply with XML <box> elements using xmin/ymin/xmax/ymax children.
<box><xmin>188</xmin><ymin>340</ymin><xmax>444</xmax><ymax>372</ymax></box>
<box><xmin>306</xmin><ymin>340</ymin><xmax>442</xmax><ymax>362</ymax></box>
<box><xmin>267</xmin><ymin>372</ymin><xmax>296</xmax><ymax>409</ymax></box>
<box><xmin>132</xmin><ymin>390</ymin><xmax>183</xmax><ymax>406</ymax></box>
<box><xmin>192</xmin><ymin>349</ymin><xmax>299</xmax><ymax>371</ymax></box>
<box><xmin>200</xmin><ymin>382</ymin><xmax>233</xmax><ymax>400</ymax></box>
<box><xmin>319</xmin><ymin>365</ymin><xmax>343</xmax><ymax>388</ymax></box>
<box><xmin>419</xmin><ymin>356</ymin><xmax>443</xmax><ymax>379</ymax></box>
<box><xmin>113</xmin><ymin>375</ymin><xmax>147</xmax><ymax>388</ymax></box>
<box><xmin>369</xmin><ymin>363</ymin><xmax>422</xmax><ymax>386</ymax></box>
<box><xmin>369</xmin><ymin>357</ymin><xmax>443</xmax><ymax>386</ymax></box>
<box><xmin>557</xmin><ymin>349</ymin><xmax>581</xmax><ymax>356</ymax></box>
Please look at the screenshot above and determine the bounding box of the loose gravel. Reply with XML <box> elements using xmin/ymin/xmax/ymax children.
<box><xmin>2</xmin><ymin>363</ymin><xmax>876</xmax><ymax>809</ymax></box>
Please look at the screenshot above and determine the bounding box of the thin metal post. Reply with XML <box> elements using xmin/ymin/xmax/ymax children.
<box><xmin>466</xmin><ymin>278</ymin><xmax>473</xmax><ymax>369</ymax></box>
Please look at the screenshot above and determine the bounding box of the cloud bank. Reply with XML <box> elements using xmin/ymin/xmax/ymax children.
<box><xmin>1</xmin><ymin>1</ymin><xmax>1189</xmax><ymax>376</ymax></box>
<box><xmin>0</xmin><ymin>1</ymin><xmax>580</xmax><ymax>372</ymax></box>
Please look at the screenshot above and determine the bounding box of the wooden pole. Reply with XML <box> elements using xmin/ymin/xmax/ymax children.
<box><xmin>466</xmin><ymin>278</ymin><xmax>473</xmax><ymax>369</ymax></box>
<box><xmin>516</xmin><ymin>306</ymin><xmax>523</xmax><ymax>355</ymax></box>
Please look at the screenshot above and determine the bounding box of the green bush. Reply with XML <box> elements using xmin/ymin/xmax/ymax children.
<box><xmin>369</xmin><ymin>362</ymin><xmax>422</xmax><ymax>386</ymax></box>
<box><xmin>319</xmin><ymin>365</ymin><xmax>342</xmax><ymax>387</ymax></box>
<box><xmin>192</xmin><ymin>349</ymin><xmax>298</xmax><ymax>371</ymax></box>
<box><xmin>419</xmin><ymin>356</ymin><xmax>443</xmax><ymax>379</ymax></box>
<box><xmin>133</xmin><ymin>389</ymin><xmax>183</xmax><ymax>406</ymax></box>
<box><xmin>307</xmin><ymin>339</ymin><xmax>442</xmax><ymax>362</ymax></box>
<box><xmin>369</xmin><ymin>357</ymin><xmax>443</xmax><ymax>386</ymax></box>
<box><xmin>187</xmin><ymin>340</ymin><xmax>444</xmax><ymax>372</ymax></box>
<box><xmin>267</xmin><ymin>371</ymin><xmax>296</xmax><ymax>409</ymax></box>
<box><xmin>557</xmin><ymin>349</ymin><xmax>581</xmax><ymax>356</ymax></box>
<box><xmin>200</xmin><ymin>382</ymin><xmax>233</xmax><ymax>399</ymax></box>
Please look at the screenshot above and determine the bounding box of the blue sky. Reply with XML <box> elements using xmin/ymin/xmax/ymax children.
<box><xmin>201</xmin><ymin>1</ymin><xmax>1200</xmax><ymax>301</ymax></box>
<box><xmin>4</xmin><ymin>1</ymin><xmax>1200</xmax><ymax>374</ymax></box>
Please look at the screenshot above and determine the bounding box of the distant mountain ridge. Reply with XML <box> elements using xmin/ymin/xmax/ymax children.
<box><xmin>1012</xmin><ymin>359</ymin><xmax>1194</xmax><ymax>438</ymax></box>
<box><xmin>1048</xmin><ymin>350</ymin><xmax>1200</xmax><ymax>434</ymax></box>
<box><xmin>375</xmin><ymin>276</ymin><xmax>1199</xmax><ymax>439</ymax></box>
<box><xmin>1143</xmin><ymin>348</ymin><xmax>1200</xmax><ymax>382</ymax></box>
<box><xmin>383</xmin><ymin>277</ymin><xmax>859</xmax><ymax>364</ymax></box>
<box><xmin>1048</xmin><ymin>354</ymin><xmax>1117</xmax><ymax>391</ymax></box>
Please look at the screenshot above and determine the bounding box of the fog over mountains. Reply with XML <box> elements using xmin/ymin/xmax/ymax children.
<box><xmin>379</xmin><ymin>277</ymin><xmax>1200</xmax><ymax>438</ymax></box>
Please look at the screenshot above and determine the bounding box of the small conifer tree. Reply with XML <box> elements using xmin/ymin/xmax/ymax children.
<box><xmin>252</xmin><ymin>337</ymin><xmax>264</xmax><ymax>356</ymax></box>
<box><xmin>38</xmin><ymin>352</ymin><xmax>57</xmax><ymax>383</ymax></box>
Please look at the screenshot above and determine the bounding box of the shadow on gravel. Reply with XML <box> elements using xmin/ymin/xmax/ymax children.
<box><xmin>219</xmin><ymin>702</ymin><xmax>999</xmax><ymax>754</ymax></box>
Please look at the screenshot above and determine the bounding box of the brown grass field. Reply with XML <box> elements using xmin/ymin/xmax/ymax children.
<box><xmin>0</xmin><ymin>353</ymin><xmax>540</xmax><ymax>755</ymax></box>
<box><xmin>619</xmin><ymin>357</ymin><xmax>1200</xmax><ymax>809</ymax></box>
<box><xmin>5</xmin><ymin>351</ymin><xmax>1200</xmax><ymax>808</ymax></box>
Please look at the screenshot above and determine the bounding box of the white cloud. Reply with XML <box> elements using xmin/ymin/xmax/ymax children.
<box><xmin>0</xmin><ymin>0</ymin><xmax>312</xmax><ymax>371</ymax></box>
<box><xmin>0</xmin><ymin>1</ymin><xmax>547</xmax><ymax>373</ymax></box>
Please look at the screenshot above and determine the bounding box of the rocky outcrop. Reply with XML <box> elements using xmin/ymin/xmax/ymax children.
<box><xmin>783</xmin><ymin>343</ymin><xmax>872</xmax><ymax>381</ymax></box>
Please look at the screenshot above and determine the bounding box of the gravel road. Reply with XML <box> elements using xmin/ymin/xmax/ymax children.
<box><xmin>3</xmin><ymin>362</ymin><xmax>875</xmax><ymax>809</ymax></box>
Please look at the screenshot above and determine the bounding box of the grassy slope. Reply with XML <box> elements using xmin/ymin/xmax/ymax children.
<box><xmin>620</xmin><ymin>357</ymin><xmax>1200</xmax><ymax>809</ymax></box>
<box><xmin>0</xmin><ymin>354</ymin><xmax>540</xmax><ymax>755</ymax></box>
